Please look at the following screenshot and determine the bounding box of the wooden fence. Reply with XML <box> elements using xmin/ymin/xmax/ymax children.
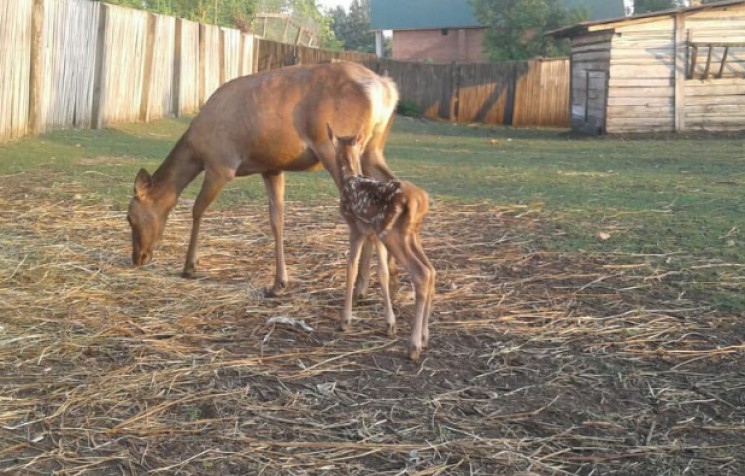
<box><xmin>0</xmin><ymin>0</ymin><xmax>569</xmax><ymax>144</ymax></box>
<box><xmin>380</xmin><ymin>58</ymin><xmax>570</xmax><ymax>127</ymax></box>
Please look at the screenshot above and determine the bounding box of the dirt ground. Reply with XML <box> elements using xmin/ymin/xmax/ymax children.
<box><xmin>1</xmin><ymin>175</ymin><xmax>744</xmax><ymax>475</ymax></box>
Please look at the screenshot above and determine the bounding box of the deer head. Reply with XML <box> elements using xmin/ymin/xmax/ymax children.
<box><xmin>127</xmin><ymin>168</ymin><xmax>167</xmax><ymax>266</ymax></box>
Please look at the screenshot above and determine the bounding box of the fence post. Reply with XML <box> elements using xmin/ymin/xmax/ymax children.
<box><xmin>504</xmin><ymin>63</ymin><xmax>517</xmax><ymax>127</ymax></box>
<box><xmin>219</xmin><ymin>27</ymin><xmax>226</xmax><ymax>85</ymax></box>
<box><xmin>140</xmin><ymin>13</ymin><xmax>157</xmax><ymax>122</ymax></box>
<box><xmin>173</xmin><ymin>18</ymin><xmax>183</xmax><ymax>117</ymax></box>
<box><xmin>91</xmin><ymin>3</ymin><xmax>108</xmax><ymax>129</ymax></box>
<box><xmin>28</xmin><ymin>0</ymin><xmax>44</xmax><ymax>134</ymax></box>
<box><xmin>198</xmin><ymin>23</ymin><xmax>206</xmax><ymax>106</ymax></box>
<box><xmin>448</xmin><ymin>62</ymin><xmax>459</xmax><ymax>123</ymax></box>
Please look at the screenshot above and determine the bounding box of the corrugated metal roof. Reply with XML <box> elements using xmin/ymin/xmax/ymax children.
<box><xmin>370</xmin><ymin>0</ymin><xmax>628</xmax><ymax>31</ymax></box>
<box><xmin>370</xmin><ymin>0</ymin><xmax>480</xmax><ymax>31</ymax></box>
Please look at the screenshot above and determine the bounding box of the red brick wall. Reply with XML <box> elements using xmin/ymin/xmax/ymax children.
<box><xmin>392</xmin><ymin>28</ymin><xmax>487</xmax><ymax>63</ymax></box>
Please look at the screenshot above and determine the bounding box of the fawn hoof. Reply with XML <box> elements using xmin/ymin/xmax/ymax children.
<box><xmin>408</xmin><ymin>346</ymin><xmax>422</xmax><ymax>362</ymax></box>
<box><xmin>352</xmin><ymin>290</ymin><xmax>368</xmax><ymax>305</ymax></box>
<box><xmin>386</xmin><ymin>324</ymin><xmax>397</xmax><ymax>337</ymax></box>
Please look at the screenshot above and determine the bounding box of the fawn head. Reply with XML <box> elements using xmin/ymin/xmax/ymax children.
<box><xmin>327</xmin><ymin>123</ymin><xmax>364</xmax><ymax>177</ymax></box>
<box><xmin>128</xmin><ymin>168</ymin><xmax>167</xmax><ymax>266</ymax></box>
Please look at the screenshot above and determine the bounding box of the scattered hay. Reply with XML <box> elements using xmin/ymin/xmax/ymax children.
<box><xmin>1</xmin><ymin>176</ymin><xmax>744</xmax><ymax>475</ymax></box>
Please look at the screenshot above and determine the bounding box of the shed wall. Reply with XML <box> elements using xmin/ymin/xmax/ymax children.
<box><xmin>606</xmin><ymin>19</ymin><xmax>676</xmax><ymax>133</ymax></box>
<box><xmin>684</xmin><ymin>5</ymin><xmax>745</xmax><ymax>131</ymax></box>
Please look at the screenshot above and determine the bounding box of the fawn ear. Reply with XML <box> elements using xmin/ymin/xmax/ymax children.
<box><xmin>134</xmin><ymin>168</ymin><xmax>152</xmax><ymax>200</ymax></box>
<box><xmin>326</xmin><ymin>123</ymin><xmax>337</xmax><ymax>147</ymax></box>
<box><xmin>354</xmin><ymin>128</ymin><xmax>364</xmax><ymax>147</ymax></box>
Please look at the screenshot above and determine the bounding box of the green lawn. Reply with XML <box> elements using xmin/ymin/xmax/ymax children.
<box><xmin>3</xmin><ymin>117</ymin><xmax>743</xmax><ymax>311</ymax></box>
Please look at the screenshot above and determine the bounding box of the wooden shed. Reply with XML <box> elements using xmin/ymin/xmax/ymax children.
<box><xmin>548</xmin><ymin>0</ymin><xmax>745</xmax><ymax>134</ymax></box>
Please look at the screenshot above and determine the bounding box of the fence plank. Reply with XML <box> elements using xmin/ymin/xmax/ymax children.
<box><xmin>200</xmin><ymin>23</ymin><xmax>221</xmax><ymax>105</ymax></box>
<box><xmin>97</xmin><ymin>4</ymin><xmax>148</xmax><ymax>127</ymax></box>
<box><xmin>0</xmin><ymin>0</ymin><xmax>33</xmax><ymax>141</ymax></box>
<box><xmin>177</xmin><ymin>18</ymin><xmax>199</xmax><ymax>115</ymax></box>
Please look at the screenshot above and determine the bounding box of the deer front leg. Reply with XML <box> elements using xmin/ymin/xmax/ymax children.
<box><xmin>342</xmin><ymin>230</ymin><xmax>365</xmax><ymax>331</ymax></box>
<box><xmin>262</xmin><ymin>172</ymin><xmax>289</xmax><ymax>297</ymax></box>
<box><xmin>183</xmin><ymin>171</ymin><xmax>229</xmax><ymax>278</ymax></box>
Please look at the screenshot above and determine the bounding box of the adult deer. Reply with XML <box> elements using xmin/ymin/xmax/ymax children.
<box><xmin>328</xmin><ymin>125</ymin><xmax>435</xmax><ymax>361</ymax></box>
<box><xmin>127</xmin><ymin>62</ymin><xmax>399</xmax><ymax>296</ymax></box>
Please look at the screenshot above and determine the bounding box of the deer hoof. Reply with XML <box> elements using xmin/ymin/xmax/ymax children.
<box><xmin>386</xmin><ymin>324</ymin><xmax>397</xmax><ymax>337</ymax></box>
<box><xmin>264</xmin><ymin>281</ymin><xmax>289</xmax><ymax>298</ymax></box>
<box><xmin>182</xmin><ymin>267</ymin><xmax>197</xmax><ymax>279</ymax></box>
<box><xmin>339</xmin><ymin>320</ymin><xmax>351</xmax><ymax>332</ymax></box>
<box><xmin>408</xmin><ymin>346</ymin><xmax>422</xmax><ymax>362</ymax></box>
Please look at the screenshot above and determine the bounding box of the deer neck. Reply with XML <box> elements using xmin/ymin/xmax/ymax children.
<box><xmin>150</xmin><ymin>137</ymin><xmax>202</xmax><ymax>213</ymax></box>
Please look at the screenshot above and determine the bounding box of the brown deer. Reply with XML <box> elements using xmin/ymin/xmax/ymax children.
<box><xmin>127</xmin><ymin>62</ymin><xmax>399</xmax><ymax>296</ymax></box>
<box><xmin>328</xmin><ymin>124</ymin><xmax>435</xmax><ymax>361</ymax></box>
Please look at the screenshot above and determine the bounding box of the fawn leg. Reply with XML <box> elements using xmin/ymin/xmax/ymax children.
<box><xmin>342</xmin><ymin>230</ymin><xmax>365</xmax><ymax>331</ymax></box>
<box><xmin>374</xmin><ymin>240</ymin><xmax>396</xmax><ymax>337</ymax></box>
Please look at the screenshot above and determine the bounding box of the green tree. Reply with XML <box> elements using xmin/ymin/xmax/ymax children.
<box><xmin>470</xmin><ymin>0</ymin><xmax>590</xmax><ymax>61</ymax></box>
<box><xmin>329</xmin><ymin>0</ymin><xmax>375</xmax><ymax>53</ymax></box>
<box><xmin>634</xmin><ymin>0</ymin><xmax>679</xmax><ymax>14</ymax></box>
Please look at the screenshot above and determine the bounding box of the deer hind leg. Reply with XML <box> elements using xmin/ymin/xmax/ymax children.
<box><xmin>374</xmin><ymin>239</ymin><xmax>396</xmax><ymax>337</ymax></box>
<box><xmin>183</xmin><ymin>170</ymin><xmax>230</xmax><ymax>278</ymax></box>
<box><xmin>262</xmin><ymin>172</ymin><xmax>289</xmax><ymax>297</ymax></box>
<box><xmin>342</xmin><ymin>230</ymin><xmax>366</xmax><ymax>332</ymax></box>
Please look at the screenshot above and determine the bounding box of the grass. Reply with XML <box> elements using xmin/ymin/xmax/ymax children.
<box><xmin>1</xmin><ymin>117</ymin><xmax>745</xmax><ymax>475</ymax></box>
<box><xmin>4</xmin><ymin>116</ymin><xmax>743</xmax><ymax>310</ymax></box>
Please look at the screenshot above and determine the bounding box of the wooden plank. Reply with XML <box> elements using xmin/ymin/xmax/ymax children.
<box><xmin>608</xmin><ymin>87</ymin><xmax>673</xmax><ymax>98</ymax></box>
<box><xmin>718</xmin><ymin>46</ymin><xmax>730</xmax><ymax>78</ymax></box>
<box><xmin>28</xmin><ymin>0</ymin><xmax>44</xmax><ymax>134</ymax></box>
<box><xmin>139</xmin><ymin>13</ymin><xmax>157</xmax><ymax>122</ymax></box>
<box><xmin>607</xmin><ymin>105</ymin><xmax>674</xmax><ymax>118</ymax></box>
<box><xmin>91</xmin><ymin>3</ymin><xmax>108</xmax><ymax>129</ymax></box>
<box><xmin>609</xmin><ymin>78</ymin><xmax>672</xmax><ymax>88</ymax></box>
<box><xmin>685</xmin><ymin>95</ymin><xmax>745</xmax><ymax>106</ymax></box>
<box><xmin>674</xmin><ymin>13</ymin><xmax>685</xmax><ymax>132</ymax></box>
<box><xmin>609</xmin><ymin>63</ymin><xmax>674</xmax><ymax>78</ymax></box>
<box><xmin>684</xmin><ymin>82</ymin><xmax>745</xmax><ymax>96</ymax></box>
<box><xmin>686</xmin><ymin>103</ymin><xmax>745</xmax><ymax>114</ymax></box>
<box><xmin>0</xmin><ymin>0</ymin><xmax>33</xmax><ymax>141</ymax></box>
<box><xmin>608</xmin><ymin>96</ymin><xmax>673</xmax><ymax>106</ymax></box>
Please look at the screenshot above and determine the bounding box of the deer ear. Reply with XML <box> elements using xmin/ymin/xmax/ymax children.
<box><xmin>134</xmin><ymin>168</ymin><xmax>152</xmax><ymax>200</ymax></box>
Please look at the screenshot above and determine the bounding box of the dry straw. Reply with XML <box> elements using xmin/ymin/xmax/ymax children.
<box><xmin>1</xmin><ymin>173</ymin><xmax>744</xmax><ymax>475</ymax></box>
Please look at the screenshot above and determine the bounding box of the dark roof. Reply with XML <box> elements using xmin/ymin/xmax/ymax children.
<box><xmin>369</xmin><ymin>0</ymin><xmax>626</xmax><ymax>31</ymax></box>
<box><xmin>370</xmin><ymin>0</ymin><xmax>480</xmax><ymax>30</ymax></box>
<box><xmin>548</xmin><ymin>0</ymin><xmax>745</xmax><ymax>38</ymax></box>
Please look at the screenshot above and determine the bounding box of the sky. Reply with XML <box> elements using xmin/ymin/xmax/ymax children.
<box><xmin>316</xmin><ymin>0</ymin><xmax>353</xmax><ymax>12</ymax></box>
